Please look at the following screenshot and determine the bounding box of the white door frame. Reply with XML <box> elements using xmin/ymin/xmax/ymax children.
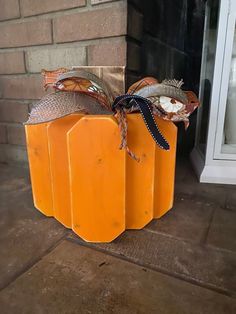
<box><xmin>191</xmin><ymin>0</ymin><xmax>236</xmax><ymax>184</ymax></box>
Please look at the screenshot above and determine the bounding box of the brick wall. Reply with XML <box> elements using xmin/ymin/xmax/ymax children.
<box><xmin>0</xmin><ymin>0</ymin><xmax>128</xmax><ymax>164</ymax></box>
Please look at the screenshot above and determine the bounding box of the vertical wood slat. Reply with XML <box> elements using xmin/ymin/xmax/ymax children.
<box><xmin>154</xmin><ymin>117</ymin><xmax>177</xmax><ymax>218</ymax></box>
<box><xmin>125</xmin><ymin>114</ymin><xmax>177</xmax><ymax>227</ymax></box>
<box><xmin>47</xmin><ymin>114</ymin><xmax>84</xmax><ymax>228</ymax></box>
<box><xmin>67</xmin><ymin>115</ymin><xmax>126</xmax><ymax>242</ymax></box>
<box><xmin>126</xmin><ymin>114</ymin><xmax>155</xmax><ymax>229</ymax></box>
<box><xmin>25</xmin><ymin>123</ymin><xmax>53</xmax><ymax>216</ymax></box>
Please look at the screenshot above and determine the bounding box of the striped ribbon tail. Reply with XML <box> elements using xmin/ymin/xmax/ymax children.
<box><xmin>112</xmin><ymin>94</ymin><xmax>170</xmax><ymax>151</ymax></box>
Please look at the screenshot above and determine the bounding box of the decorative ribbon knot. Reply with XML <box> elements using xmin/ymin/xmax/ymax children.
<box><xmin>112</xmin><ymin>94</ymin><xmax>170</xmax><ymax>161</ymax></box>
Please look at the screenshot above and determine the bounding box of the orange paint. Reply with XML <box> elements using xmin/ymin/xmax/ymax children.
<box><xmin>126</xmin><ymin>114</ymin><xmax>156</xmax><ymax>229</ymax></box>
<box><xmin>154</xmin><ymin>117</ymin><xmax>177</xmax><ymax>218</ymax></box>
<box><xmin>47</xmin><ymin>114</ymin><xmax>83</xmax><ymax>228</ymax></box>
<box><xmin>125</xmin><ymin>114</ymin><xmax>177</xmax><ymax>227</ymax></box>
<box><xmin>25</xmin><ymin>123</ymin><xmax>53</xmax><ymax>216</ymax></box>
<box><xmin>67</xmin><ymin>115</ymin><xmax>126</xmax><ymax>242</ymax></box>
<box><xmin>26</xmin><ymin>113</ymin><xmax>177</xmax><ymax>242</ymax></box>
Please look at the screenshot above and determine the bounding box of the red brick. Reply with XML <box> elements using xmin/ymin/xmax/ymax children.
<box><xmin>0</xmin><ymin>125</ymin><xmax>7</xmax><ymax>144</ymax></box>
<box><xmin>0</xmin><ymin>75</ymin><xmax>46</xmax><ymax>99</ymax></box>
<box><xmin>0</xmin><ymin>20</ymin><xmax>52</xmax><ymax>48</ymax></box>
<box><xmin>54</xmin><ymin>5</ymin><xmax>127</xmax><ymax>43</ymax></box>
<box><xmin>21</xmin><ymin>0</ymin><xmax>86</xmax><ymax>17</ymax></box>
<box><xmin>26</xmin><ymin>46</ymin><xmax>86</xmax><ymax>73</ymax></box>
<box><xmin>88</xmin><ymin>38</ymin><xmax>127</xmax><ymax>66</ymax></box>
<box><xmin>7</xmin><ymin>125</ymin><xmax>26</xmax><ymax>146</ymax></box>
<box><xmin>0</xmin><ymin>52</ymin><xmax>25</xmax><ymax>74</ymax></box>
<box><xmin>0</xmin><ymin>100</ymin><xmax>29</xmax><ymax>123</ymax></box>
<box><xmin>0</xmin><ymin>0</ymin><xmax>20</xmax><ymax>21</ymax></box>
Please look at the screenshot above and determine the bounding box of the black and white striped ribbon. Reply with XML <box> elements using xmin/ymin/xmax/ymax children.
<box><xmin>112</xmin><ymin>94</ymin><xmax>170</xmax><ymax>151</ymax></box>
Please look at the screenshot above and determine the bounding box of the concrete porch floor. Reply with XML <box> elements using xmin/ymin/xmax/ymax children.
<box><xmin>0</xmin><ymin>158</ymin><xmax>235</xmax><ymax>313</ymax></box>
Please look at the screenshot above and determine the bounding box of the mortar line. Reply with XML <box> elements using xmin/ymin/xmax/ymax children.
<box><xmin>22</xmin><ymin>50</ymin><xmax>27</xmax><ymax>73</ymax></box>
<box><xmin>18</xmin><ymin>0</ymin><xmax>22</xmax><ymax>18</ymax></box>
<box><xmin>0</xmin><ymin>35</ymin><xmax>126</xmax><ymax>52</ymax></box>
<box><xmin>51</xmin><ymin>19</ymin><xmax>54</xmax><ymax>44</ymax></box>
